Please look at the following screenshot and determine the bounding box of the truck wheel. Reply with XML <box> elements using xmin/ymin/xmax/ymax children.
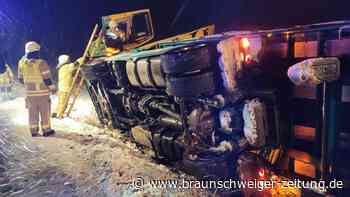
<box><xmin>166</xmin><ymin>72</ymin><xmax>216</xmax><ymax>97</ymax></box>
<box><xmin>161</xmin><ymin>44</ymin><xmax>212</xmax><ymax>75</ymax></box>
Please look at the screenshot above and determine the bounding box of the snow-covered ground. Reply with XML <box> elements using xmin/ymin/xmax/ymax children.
<box><xmin>2</xmin><ymin>94</ymin><xmax>102</xmax><ymax>136</ymax></box>
<box><xmin>0</xmin><ymin>95</ymin><xmax>207</xmax><ymax>197</ymax></box>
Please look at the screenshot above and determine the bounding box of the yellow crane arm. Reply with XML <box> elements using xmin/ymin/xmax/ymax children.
<box><xmin>140</xmin><ymin>25</ymin><xmax>215</xmax><ymax>50</ymax></box>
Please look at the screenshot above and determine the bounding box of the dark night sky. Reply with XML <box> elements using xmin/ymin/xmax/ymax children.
<box><xmin>1</xmin><ymin>0</ymin><xmax>350</xmax><ymax>72</ymax></box>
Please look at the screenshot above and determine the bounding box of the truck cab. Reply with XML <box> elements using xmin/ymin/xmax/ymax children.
<box><xmin>90</xmin><ymin>9</ymin><xmax>154</xmax><ymax>57</ymax></box>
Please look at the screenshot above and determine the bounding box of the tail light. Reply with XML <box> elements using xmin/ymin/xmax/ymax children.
<box><xmin>239</xmin><ymin>36</ymin><xmax>262</xmax><ymax>64</ymax></box>
<box><xmin>258</xmin><ymin>168</ymin><xmax>266</xmax><ymax>178</ymax></box>
<box><xmin>217</xmin><ymin>35</ymin><xmax>262</xmax><ymax>93</ymax></box>
<box><xmin>240</xmin><ymin>37</ymin><xmax>251</xmax><ymax>63</ymax></box>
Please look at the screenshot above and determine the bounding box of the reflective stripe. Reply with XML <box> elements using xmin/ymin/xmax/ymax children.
<box><xmin>26</xmin><ymin>89</ymin><xmax>50</xmax><ymax>94</ymax></box>
<box><xmin>19</xmin><ymin>59</ymin><xmax>45</xmax><ymax>84</ymax></box>
<box><xmin>26</xmin><ymin>92</ymin><xmax>50</xmax><ymax>97</ymax></box>
<box><xmin>42</xmin><ymin>124</ymin><xmax>51</xmax><ymax>129</ymax></box>
<box><xmin>30</xmin><ymin>125</ymin><xmax>39</xmax><ymax>129</ymax></box>
<box><xmin>25</xmin><ymin>83</ymin><xmax>49</xmax><ymax>91</ymax></box>
<box><xmin>26</xmin><ymin>90</ymin><xmax>49</xmax><ymax>93</ymax></box>
<box><xmin>25</xmin><ymin>76</ymin><xmax>43</xmax><ymax>83</ymax></box>
<box><xmin>25</xmin><ymin>76</ymin><xmax>43</xmax><ymax>82</ymax></box>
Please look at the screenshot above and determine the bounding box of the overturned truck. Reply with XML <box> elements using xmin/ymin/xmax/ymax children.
<box><xmin>81</xmin><ymin>18</ymin><xmax>350</xmax><ymax>195</ymax></box>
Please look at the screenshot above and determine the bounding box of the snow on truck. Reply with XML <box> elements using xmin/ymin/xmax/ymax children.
<box><xmin>71</xmin><ymin>9</ymin><xmax>350</xmax><ymax>196</ymax></box>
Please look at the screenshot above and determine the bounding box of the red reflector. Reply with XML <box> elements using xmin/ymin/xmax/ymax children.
<box><xmin>258</xmin><ymin>168</ymin><xmax>265</xmax><ymax>178</ymax></box>
<box><xmin>245</xmin><ymin>54</ymin><xmax>252</xmax><ymax>63</ymax></box>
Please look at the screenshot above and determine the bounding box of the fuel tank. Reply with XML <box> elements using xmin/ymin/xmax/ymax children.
<box><xmin>126</xmin><ymin>57</ymin><xmax>166</xmax><ymax>88</ymax></box>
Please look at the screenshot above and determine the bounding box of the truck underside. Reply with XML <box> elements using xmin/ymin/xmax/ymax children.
<box><xmin>81</xmin><ymin>21</ymin><xmax>350</xmax><ymax>195</ymax></box>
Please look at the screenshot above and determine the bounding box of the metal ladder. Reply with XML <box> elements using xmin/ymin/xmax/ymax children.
<box><xmin>56</xmin><ymin>24</ymin><xmax>99</xmax><ymax>118</ymax></box>
<box><xmin>57</xmin><ymin>68</ymin><xmax>85</xmax><ymax>118</ymax></box>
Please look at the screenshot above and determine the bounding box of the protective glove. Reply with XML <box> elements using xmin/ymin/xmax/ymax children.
<box><xmin>77</xmin><ymin>57</ymin><xmax>85</xmax><ymax>65</ymax></box>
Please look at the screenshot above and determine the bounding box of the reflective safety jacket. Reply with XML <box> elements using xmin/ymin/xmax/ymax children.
<box><xmin>57</xmin><ymin>62</ymin><xmax>78</xmax><ymax>93</ymax></box>
<box><xmin>0</xmin><ymin>66</ymin><xmax>14</xmax><ymax>87</ymax></box>
<box><xmin>18</xmin><ymin>57</ymin><xmax>54</xmax><ymax>97</ymax></box>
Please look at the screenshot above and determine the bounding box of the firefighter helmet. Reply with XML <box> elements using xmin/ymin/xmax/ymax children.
<box><xmin>58</xmin><ymin>55</ymin><xmax>70</xmax><ymax>66</ymax></box>
<box><xmin>25</xmin><ymin>41</ymin><xmax>41</xmax><ymax>54</ymax></box>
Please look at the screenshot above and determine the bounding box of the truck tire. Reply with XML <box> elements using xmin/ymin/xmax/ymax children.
<box><xmin>161</xmin><ymin>45</ymin><xmax>212</xmax><ymax>75</ymax></box>
<box><xmin>166</xmin><ymin>72</ymin><xmax>216</xmax><ymax>97</ymax></box>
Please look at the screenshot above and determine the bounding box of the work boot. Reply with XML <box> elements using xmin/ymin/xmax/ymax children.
<box><xmin>31</xmin><ymin>132</ymin><xmax>40</xmax><ymax>137</ymax></box>
<box><xmin>30</xmin><ymin>128</ymin><xmax>39</xmax><ymax>137</ymax></box>
<box><xmin>43</xmin><ymin>129</ymin><xmax>55</xmax><ymax>137</ymax></box>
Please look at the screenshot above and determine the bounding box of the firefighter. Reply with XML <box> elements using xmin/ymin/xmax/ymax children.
<box><xmin>52</xmin><ymin>54</ymin><xmax>83</xmax><ymax>118</ymax></box>
<box><xmin>0</xmin><ymin>73</ymin><xmax>4</xmax><ymax>100</ymax></box>
<box><xmin>18</xmin><ymin>41</ymin><xmax>56</xmax><ymax>137</ymax></box>
<box><xmin>0</xmin><ymin>64</ymin><xmax>15</xmax><ymax>100</ymax></box>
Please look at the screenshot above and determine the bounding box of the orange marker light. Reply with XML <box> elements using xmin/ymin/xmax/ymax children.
<box><xmin>241</xmin><ymin>38</ymin><xmax>250</xmax><ymax>49</ymax></box>
<box><xmin>105</xmin><ymin>47</ymin><xmax>120</xmax><ymax>56</ymax></box>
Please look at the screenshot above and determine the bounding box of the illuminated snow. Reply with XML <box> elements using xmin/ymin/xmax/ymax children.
<box><xmin>0</xmin><ymin>96</ymin><xmax>103</xmax><ymax>135</ymax></box>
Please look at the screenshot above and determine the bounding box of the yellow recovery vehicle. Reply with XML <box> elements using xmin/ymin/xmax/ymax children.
<box><xmin>56</xmin><ymin>9</ymin><xmax>214</xmax><ymax>118</ymax></box>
